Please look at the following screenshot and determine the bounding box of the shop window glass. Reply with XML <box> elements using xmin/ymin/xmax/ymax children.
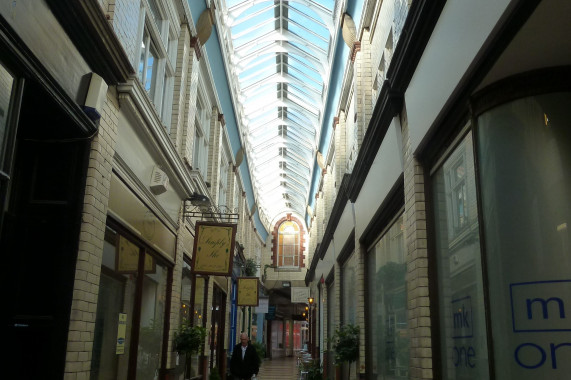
<box><xmin>136</xmin><ymin>254</ymin><xmax>168</xmax><ymax>380</ymax></box>
<box><xmin>342</xmin><ymin>252</ymin><xmax>357</xmax><ymax>325</ymax></box>
<box><xmin>90</xmin><ymin>229</ymin><xmax>138</xmax><ymax>380</ymax></box>
<box><xmin>0</xmin><ymin>62</ymin><xmax>14</xmax><ymax>170</ymax></box>
<box><xmin>181</xmin><ymin>261</ymin><xmax>192</xmax><ymax>323</ymax></box>
<box><xmin>367</xmin><ymin>214</ymin><xmax>408</xmax><ymax>379</ymax></box>
<box><xmin>327</xmin><ymin>280</ymin><xmax>336</xmax><ymax>378</ymax></box>
<box><xmin>477</xmin><ymin>92</ymin><xmax>571</xmax><ymax>378</ymax></box>
<box><xmin>193</xmin><ymin>276</ymin><xmax>206</xmax><ymax>326</ymax></box>
<box><xmin>432</xmin><ymin>131</ymin><xmax>489</xmax><ymax>379</ymax></box>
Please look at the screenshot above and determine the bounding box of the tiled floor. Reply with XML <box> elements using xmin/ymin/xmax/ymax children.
<box><xmin>257</xmin><ymin>356</ymin><xmax>299</xmax><ymax>380</ymax></box>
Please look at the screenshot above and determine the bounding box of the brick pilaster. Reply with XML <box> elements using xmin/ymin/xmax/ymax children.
<box><xmin>64</xmin><ymin>89</ymin><xmax>119</xmax><ymax>380</ymax></box>
<box><xmin>402</xmin><ymin>105</ymin><xmax>432</xmax><ymax>379</ymax></box>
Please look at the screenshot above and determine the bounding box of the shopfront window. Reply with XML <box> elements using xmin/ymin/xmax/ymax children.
<box><xmin>367</xmin><ymin>214</ymin><xmax>408</xmax><ymax>379</ymax></box>
<box><xmin>0</xmin><ymin>62</ymin><xmax>14</xmax><ymax>169</ymax></box>
<box><xmin>181</xmin><ymin>261</ymin><xmax>192</xmax><ymax>323</ymax></box>
<box><xmin>326</xmin><ymin>280</ymin><xmax>336</xmax><ymax>378</ymax></box>
<box><xmin>136</xmin><ymin>254</ymin><xmax>168</xmax><ymax>380</ymax></box>
<box><xmin>342</xmin><ymin>252</ymin><xmax>357</xmax><ymax>325</ymax></box>
<box><xmin>193</xmin><ymin>276</ymin><xmax>206</xmax><ymax>326</ymax></box>
<box><xmin>477</xmin><ymin>92</ymin><xmax>571</xmax><ymax>378</ymax></box>
<box><xmin>91</xmin><ymin>226</ymin><xmax>169</xmax><ymax>380</ymax></box>
<box><xmin>0</xmin><ymin>62</ymin><xmax>15</xmax><ymax>218</ymax></box>
<box><xmin>91</xmin><ymin>228</ymin><xmax>139</xmax><ymax>379</ymax></box>
<box><xmin>432</xmin><ymin>131</ymin><xmax>489</xmax><ymax>379</ymax></box>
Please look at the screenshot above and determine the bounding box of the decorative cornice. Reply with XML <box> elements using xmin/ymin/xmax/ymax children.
<box><xmin>316</xmin><ymin>173</ymin><xmax>351</xmax><ymax>260</ymax></box>
<box><xmin>336</xmin><ymin>229</ymin><xmax>355</xmax><ymax>265</ymax></box>
<box><xmin>350</xmin><ymin>41</ymin><xmax>361</xmax><ymax>62</ymax></box>
<box><xmin>190</xmin><ymin>37</ymin><xmax>202</xmax><ymax>60</ymax></box>
<box><xmin>116</xmin><ymin>79</ymin><xmax>196</xmax><ymax>196</ymax></box>
<box><xmin>346</xmin><ymin>0</ymin><xmax>447</xmax><ymax>202</ymax></box>
<box><xmin>332</xmin><ymin>116</ymin><xmax>339</xmax><ymax>129</ymax></box>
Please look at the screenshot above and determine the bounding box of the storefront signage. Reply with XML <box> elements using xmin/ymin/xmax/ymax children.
<box><xmin>116</xmin><ymin>313</ymin><xmax>127</xmax><ymax>354</ymax></box>
<box><xmin>116</xmin><ymin>235</ymin><xmax>156</xmax><ymax>273</ymax></box>
<box><xmin>265</xmin><ymin>306</ymin><xmax>276</xmax><ymax>320</ymax></box>
<box><xmin>191</xmin><ymin>221</ymin><xmax>236</xmax><ymax>276</ymax></box>
<box><xmin>256</xmin><ymin>298</ymin><xmax>269</xmax><ymax>313</ymax></box>
<box><xmin>237</xmin><ymin>277</ymin><xmax>259</xmax><ymax>306</ymax></box>
<box><xmin>510</xmin><ymin>280</ymin><xmax>571</xmax><ymax>370</ymax></box>
<box><xmin>291</xmin><ymin>287</ymin><xmax>310</xmax><ymax>303</ymax></box>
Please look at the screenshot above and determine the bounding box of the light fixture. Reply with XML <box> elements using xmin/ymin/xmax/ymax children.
<box><xmin>308</xmin><ymin>297</ymin><xmax>314</xmax><ymax>305</ymax></box>
<box><xmin>186</xmin><ymin>192</ymin><xmax>210</xmax><ymax>206</ymax></box>
<box><xmin>282</xmin><ymin>281</ymin><xmax>291</xmax><ymax>288</ymax></box>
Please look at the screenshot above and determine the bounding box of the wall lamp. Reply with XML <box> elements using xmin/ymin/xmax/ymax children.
<box><xmin>186</xmin><ymin>192</ymin><xmax>210</xmax><ymax>206</ymax></box>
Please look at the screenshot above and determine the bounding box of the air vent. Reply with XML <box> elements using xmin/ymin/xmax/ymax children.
<box><xmin>150</xmin><ymin>166</ymin><xmax>169</xmax><ymax>195</ymax></box>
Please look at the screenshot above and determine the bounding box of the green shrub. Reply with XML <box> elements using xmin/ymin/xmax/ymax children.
<box><xmin>209</xmin><ymin>367</ymin><xmax>221</xmax><ymax>380</ymax></box>
<box><xmin>250</xmin><ymin>340</ymin><xmax>266</xmax><ymax>366</ymax></box>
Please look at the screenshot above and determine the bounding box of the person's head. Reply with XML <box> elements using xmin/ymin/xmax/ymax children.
<box><xmin>239</xmin><ymin>332</ymin><xmax>249</xmax><ymax>347</ymax></box>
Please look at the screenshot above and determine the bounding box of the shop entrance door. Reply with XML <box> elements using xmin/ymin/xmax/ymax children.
<box><xmin>210</xmin><ymin>284</ymin><xmax>227</xmax><ymax>375</ymax></box>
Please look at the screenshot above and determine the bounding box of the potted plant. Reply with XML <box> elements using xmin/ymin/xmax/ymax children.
<box><xmin>331</xmin><ymin>324</ymin><xmax>359</xmax><ymax>379</ymax></box>
<box><xmin>251</xmin><ymin>340</ymin><xmax>266</xmax><ymax>366</ymax></box>
<box><xmin>243</xmin><ymin>258</ymin><xmax>257</xmax><ymax>277</ymax></box>
<box><xmin>174</xmin><ymin>323</ymin><xmax>207</xmax><ymax>379</ymax></box>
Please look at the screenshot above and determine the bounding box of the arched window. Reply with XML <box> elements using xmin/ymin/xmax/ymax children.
<box><xmin>278</xmin><ymin>220</ymin><xmax>300</xmax><ymax>267</ymax></box>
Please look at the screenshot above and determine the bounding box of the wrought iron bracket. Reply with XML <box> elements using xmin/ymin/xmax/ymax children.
<box><xmin>183</xmin><ymin>201</ymin><xmax>239</xmax><ymax>223</ymax></box>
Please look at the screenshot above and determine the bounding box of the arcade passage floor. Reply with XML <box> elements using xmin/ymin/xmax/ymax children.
<box><xmin>257</xmin><ymin>356</ymin><xmax>299</xmax><ymax>380</ymax></box>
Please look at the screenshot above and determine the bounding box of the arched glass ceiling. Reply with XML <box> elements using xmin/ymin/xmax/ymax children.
<box><xmin>220</xmin><ymin>0</ymin><xmax>337</xmax><ymax>223</ymax></box>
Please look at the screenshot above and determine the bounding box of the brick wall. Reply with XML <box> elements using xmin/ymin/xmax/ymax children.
<box><xmin>64</xmin><ymin>89</ymin><xmax>119</xmax><ymax>380</ymax></box>
<box><xmin>110</xmin><ymin>0</ymin><xmax>140</xmax><ymax>66</ymax></box>
<box><xmin>401</xmin><ymin>105</ymin><xmax>433</xmax><ymax>379</ymax></box>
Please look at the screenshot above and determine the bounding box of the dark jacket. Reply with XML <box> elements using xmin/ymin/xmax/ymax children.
<box><xmin>230</xmin><ymin>342</ymin><xmax>259</xmax><ymax>379</ymax></box>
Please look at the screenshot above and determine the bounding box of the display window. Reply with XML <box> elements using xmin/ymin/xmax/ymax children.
<box><xmin>91</xmin><ymin>221</ymin><xmax>171</xmax><ymax>380</ymax></box>
<box><xmin>366</xmin><ymin>213</ymin><xmax>409</xmax><ymax>379</ymax></box>
<box><xmin>477</xmin><ymin>92</ymin><xmax>571</xmax><ymax>378</ymax></box>
<box><xmin>431</xmin><ymin>131</ymin><xmax>490</xmax><ymax>379</ymax></box>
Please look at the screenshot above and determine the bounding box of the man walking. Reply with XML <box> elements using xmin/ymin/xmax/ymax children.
<box><xmin>230</xmin><ymin>332</ymin><xmax>259</xmax><ymax>380</ymax></box>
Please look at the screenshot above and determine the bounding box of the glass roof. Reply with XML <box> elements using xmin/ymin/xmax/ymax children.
<box><xmin>219</xmin><ymin>0</ymin><xmax>337</xmax><ymax>223</ymax></box>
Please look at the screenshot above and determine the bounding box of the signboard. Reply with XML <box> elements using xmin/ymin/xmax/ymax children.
<box><xmin>256</xmin><ymin>298</ymin><xmax>269</xmax><ymax>313</ymax></box>
<box><xmin>237</xmin><ymin>277</ymin><xmax>259</xmax><ymax>306</ymax></box>
<box><xmin>117</xmin><ymin>235</ymin><xmax>156</xmax><ymax>274</ymax></box>
<box><xmin>265</xmin><ymin>305</ymin><xmax>276</xmax><ymax>320</ymax></box>
<box><xmin>116</xmin><ymin>313</ymin><xmax>127</xmax><ymax>354</ymax></box>
<box><xmin>291</xmin><ymin>287</ymin><xmax>310</xmax><ymax>303</ymax></box>
<box><xmin>191</xmin><ymin>221</ymin><xmax>236</xmax><ymax>275</ymax></box>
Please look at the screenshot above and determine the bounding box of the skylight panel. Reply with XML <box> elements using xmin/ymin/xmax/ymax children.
<box><xmin>233</xmin><ymin>21</ymin><xmax>276</xmax><ymax>48</ymax></box>
<box><xmin>287</xmin><ymin>23</ymin><xmax>329</xmax><ymax>51</ymax></box>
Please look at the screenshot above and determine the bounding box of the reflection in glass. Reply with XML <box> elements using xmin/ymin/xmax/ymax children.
<box><xmin>432</xmin><ymin>131</ymin><xmax>489</xmax><ymax>379</ymax></box>
<box><xmin>0</xmin><ymin>63</ymin><xmax>14</xmax><ymax>168</ymax></box>
<box><xmin>367</xmin><ymin>214</ymin><xmax>408</xmax><ymax>379</ymax></box>
<box><xmin>136</xmin><ymin>254</ymin><xmax>167</xmax><ymax>380</ymax></box>
<box><xmin>477</xmin><ymin>93</ymin><xmax>571</xmax><ymax>379</ymax></box>
<box><xmin>342</xmin><ymin>252</ymin><xmax>357</xmax><ymax>325</ymax></box>
<box><xmin>327</xmin><ymin>280</ymin><xmax>335</xmax><ymax>379</ymax></box>
<box><xmin>91</xmin><ymin>229</ymin><xmax>137</xmax><ymax>380</ymax></box>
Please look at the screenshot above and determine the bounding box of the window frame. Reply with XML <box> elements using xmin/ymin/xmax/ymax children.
<box><xmin>134</xmin><ymin>3</ymin><xmax>177</xmax><ymax>130</ymax></box>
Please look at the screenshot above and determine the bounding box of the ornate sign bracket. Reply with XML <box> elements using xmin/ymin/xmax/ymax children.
<box><xmin>183</xmin><ymin>201</ymin><xmax>239</xmax><ymax>223</ymax></box>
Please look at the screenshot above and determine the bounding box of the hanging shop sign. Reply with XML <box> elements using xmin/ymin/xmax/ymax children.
<box><xmin>291</xmin><ymin>287</ymin><xmax>310</xmax><ymax>303</ymax></box>
<box><xmin>191</xmin><ymin>221</ymin><xmax>236</xmax><ymax>276</ymax></box>
<box><xmin>237</xmin><ymin>277</ymin><xmax>259</xmax><ymax>306</ymax></box>
<box><xmin>255</xmin><ymin>298</ymin><xmax>269</xmax><ymax>313</ymax></box>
